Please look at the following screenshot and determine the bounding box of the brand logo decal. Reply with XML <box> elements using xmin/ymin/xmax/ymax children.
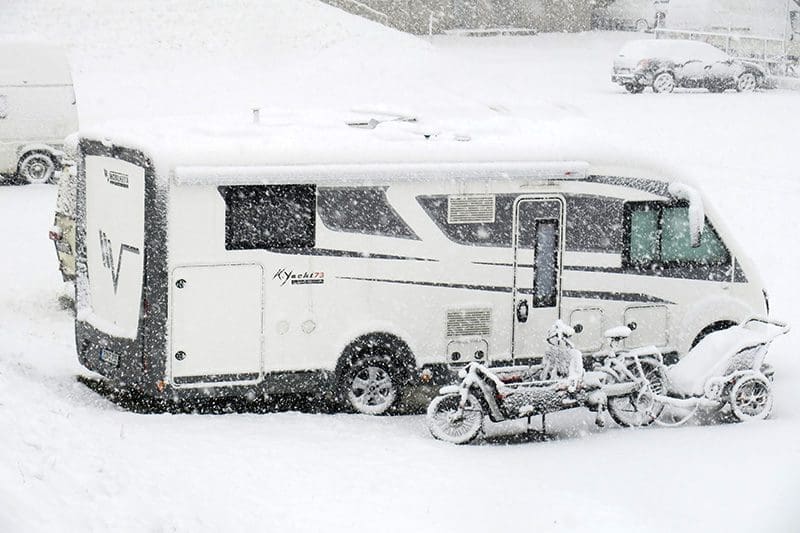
<box><xmin>104</xmin><ymin>169</ymin><xmax>129</xmax><ymax>188</ymax></box>
<box><xmin>99</xmin><ymin>230</ymin><xmax>140</xmax><ymax>293</ymax></box>
<box><xmin>273</xmin><ymin>268</ymin><xmax>324</xmax><ymax>286</ymax></box>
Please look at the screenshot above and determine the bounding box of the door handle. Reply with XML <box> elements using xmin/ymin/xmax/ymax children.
<box><xmin>516</xmin><ymin>299</ymin><xmax>529</xmax><ymax>323</ymax></box>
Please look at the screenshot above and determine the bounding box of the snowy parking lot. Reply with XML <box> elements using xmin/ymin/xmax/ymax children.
<box><xmin>2</xmin><ymin>1</ymin><xmax>800</xmax><ymax>532</ymax></box>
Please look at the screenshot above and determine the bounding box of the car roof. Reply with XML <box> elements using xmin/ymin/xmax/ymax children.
<box><xmin>618</xmin><ymin>39</ymin><xmax>729</xmax><ymax>62</ymax></box>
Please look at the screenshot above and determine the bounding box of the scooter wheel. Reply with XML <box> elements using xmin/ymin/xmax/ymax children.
<box><xmin>427</xmin><ymin>393</ymin><xmax>484</xmax><ymax>444</ymax></box>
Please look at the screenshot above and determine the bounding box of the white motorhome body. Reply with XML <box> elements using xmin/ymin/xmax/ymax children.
<box><xmin>0</xmin><ymin>43</ymin><xmax>78</xmax><ymax>184</ymax></box>
<box><xmin>74</xmin><ymin>118</ymin><xmax>768</xmax><ymax>413</ymax></box>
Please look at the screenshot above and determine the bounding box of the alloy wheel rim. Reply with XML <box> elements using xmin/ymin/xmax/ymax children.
<box><xmin>349</xmin><ymin>365</ymin><xmax>395</xmax><ymax>410</ymax></box>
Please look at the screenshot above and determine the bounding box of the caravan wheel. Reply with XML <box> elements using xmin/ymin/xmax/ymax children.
<box><xmin>342</xmin><ymin>356</ymin><xmax>400</xmax><ymax>415</ymax></box>
<box><xmin>18</xmin><ymin>153</ymin><xmax>56</xmax><ymax>184</ymax></box>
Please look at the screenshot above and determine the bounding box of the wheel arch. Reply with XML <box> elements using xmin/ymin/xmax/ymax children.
<box><xmin>335</xmin><ymin>331</ymin><xmax>418</xmax><ymax>385</ymax></box>
<box><xmin>17</xmin><ymin>144</ymin><xmax>63</xmax><ymax>164</ymax></box>
<box><xmin>677</xmin><ymin>296</ymin><xmax>754</xmax><ymax>355</ymax></box>
<box><xmin>691</xmin><ymin>320</ymin><xmax>739</xmax><ymax>349</ymax></box>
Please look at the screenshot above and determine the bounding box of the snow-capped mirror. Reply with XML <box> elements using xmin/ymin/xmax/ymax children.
<box><xmin>668</xmin><ymin>182</ymin><xmax>704</xmax><ymax>247</ymax></box>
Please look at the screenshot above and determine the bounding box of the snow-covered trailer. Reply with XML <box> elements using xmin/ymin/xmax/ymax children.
<box><xmin>0</xmin><ymin>42</ymin><xmax>78</xmax><ymax>184</ymax></box>
<box><xmin>73</xmin><ymin>117</ymin><xmax>768</xmax><ymax>414</ymax></box>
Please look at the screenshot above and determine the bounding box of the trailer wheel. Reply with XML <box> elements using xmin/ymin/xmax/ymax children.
<box><xmin>18</xmin><ymin>152</ymin><xmax>57</xmax><ymax>184</ymax></box>
<box><xmin>341</xmin><ymin>354</ymin><xmax>401</xmax><ymax>415</ymax></box>
<box><xmin>729</xmin><ymin>374</ymin><xmax>773</xmax><ymax>422</ymax></box>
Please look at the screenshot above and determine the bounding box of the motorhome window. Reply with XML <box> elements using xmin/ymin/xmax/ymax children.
<box><xmin>0</xmin><ymin>95</ymin><xmax>7</xmax><ymax>119</ymax></box>
<box><xmin>533</xmin><ymin>220</ymin><xmax>559</xmax><ymax>307</ymax></box>
<box><xmin>317</xmin><ymin>187</ymin><xmax>418</xmax><ymax>240</ymax></box>
<box><xmin>564</xmin><ymin>195</ymin><xmax>624</xmax><ymax>253</ymax></box>
<box><xmin>661</xmin><ymin>207</ymin><xmax>728</xmax><ymax>264</ymax></box>
<box><xmin>417</xmin><ymin>195</ymin><xmax>515</xmax><ymax>247</ymax></box>
<box><xmin>221</xmin><ymin>185</ymin><xmax>316</xmax><ymax>250</ymax></box>
<box><xmin>626</xmin><ymin>203</ymin><xmax>729</xmax><ymax>266</ymax></box>
<box><xmin>629</xmin><ymin>207</ymin><xmax>659</xmax><ymax>263</ymax></box>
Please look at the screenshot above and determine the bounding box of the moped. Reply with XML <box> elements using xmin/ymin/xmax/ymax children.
<box><xmin>426</xmin><ymin>322</ymin><xmax>657</xmax><ymax>444</ymax></box>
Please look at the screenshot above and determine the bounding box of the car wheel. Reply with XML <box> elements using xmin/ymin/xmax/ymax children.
<box><xmin>18</xmin><ymin>153</ymin><xmax>56</xmax><ymax>184</ymax></box>
<box><xmin>341</xmin><ymin>355</ymin><xmax>400</xmax><ymax>415</ymax></box>
<box><xmin>736</xmin><ymin>72</ymin><xmax>757</xmax><ymax>92</ymax></box>
<box><xmin>652</xmin><ymin>72</ymin><xmax>675</xmax><ymax>93</ymax></box>
<box><xmin>625</xmin><ymin>83</ymin><xmax>645</xmax><ymax>94</ymax></box>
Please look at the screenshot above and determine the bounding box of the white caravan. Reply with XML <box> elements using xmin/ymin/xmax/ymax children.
<box><xmin>73</xmin><ymin>117</ymin><xmax>768</xmax><ymax>414</ymax></box>
<box><xmin>0</xmin><ymin>43</ymin><xmax>78</xmax><ymax>184</ymax></box>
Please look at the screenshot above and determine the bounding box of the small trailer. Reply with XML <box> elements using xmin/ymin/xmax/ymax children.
<box><xmin>73</xmin><ymin>113</ymin><xmax>768</xmax><ymax>414</ymax></box>
<box><xmin>0</xmin><ymin>42</ymin><xmax>78</xmax><ymax>184</ymax></box>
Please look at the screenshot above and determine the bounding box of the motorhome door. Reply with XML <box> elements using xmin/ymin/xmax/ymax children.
<box><xmin>511</xmin><ymin>197</ymin><xmax>564</xmax><ymax>360</ymax></box>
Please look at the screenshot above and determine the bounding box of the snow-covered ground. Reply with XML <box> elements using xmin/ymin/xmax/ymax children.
<box><xmin>2</xmin><ymin>1</ymin><xmax>799</xmax><ymax>531</ymax></box>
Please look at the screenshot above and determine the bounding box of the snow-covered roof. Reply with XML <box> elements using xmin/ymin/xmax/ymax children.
<box><xmin>79</xmin><ymin>110</ymin><xmax>600</xmax><ymax>182</ymax></box>
<box><xmin>616</xmin><ymin>39</ymin><xmax>729</xmax><ymax>63</ymax></box>
<box><xmin>0</xmin><ymin>42</ymin><xmax>73</xmax><ymax>86</ymax></box>
<box><xmin>79</xmin><ymin>110</ymin><xmax>705</xmax><ymax>190</ymax></box>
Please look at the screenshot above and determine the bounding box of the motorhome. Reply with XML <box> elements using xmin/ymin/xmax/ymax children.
<box><xmin>73</xmin><ymin>115</ymin><xmax>768</xmax><ymax>414</ymax></box>
<box><xmin>0</xmin><ymin>42</ymin><xmax>78</xmax><ymax>184</ymax></box>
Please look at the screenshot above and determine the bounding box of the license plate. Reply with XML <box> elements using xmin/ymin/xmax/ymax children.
<box><xmin>100</xmin><ymin>348</ymin><xmax>120</xmax><ymax>366</ymax></box>
<box><xmin>55</xmin><ymin>240</ymin><xmax>72</xmax><ymax>254</ymax></box>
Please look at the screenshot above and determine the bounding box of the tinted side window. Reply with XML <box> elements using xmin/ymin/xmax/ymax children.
<box><xmin>625</xmin><ymin>202</ymin><xmax>729</xmax><ymax>266</ymax></box>
<box><xmin>564</xmin><ymin>195</ymin><xmax>624</xmax><ymax>253</ymax></box>
<box><xmin>317</xmin><ymin>187</ymin><xmax>418</xmax><ymax>240</ymax></box>
<box><xmin>661</xmin><ymin>207</ymin><xmax>728</xmax><ymax>263</ymax></box>
<box><xmin>220</xmin><ymin>185</ymin><xmax>316</xmax><ymax>250</ymax></box>
<box><xmin>417</xmin><ymin>194</ymin><xmax>514</xmax><ymax>247</ymax></box>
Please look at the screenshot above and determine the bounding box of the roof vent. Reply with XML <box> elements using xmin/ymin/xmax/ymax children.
<box><xmin>447</xmin><ymin>195</ymin><xmax>496</xmax><ymax>224</ymax></box>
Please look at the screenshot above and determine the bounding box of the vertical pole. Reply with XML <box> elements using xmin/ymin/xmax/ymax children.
<box><xmin>784</xmin><ymin>0</ymin><xmax>791</xmax><ymax>55</ymax></box>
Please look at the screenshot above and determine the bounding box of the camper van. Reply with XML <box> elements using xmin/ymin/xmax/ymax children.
<box><xmin>73</xmin><ymin>118</ymin><xmax>768</xmax><ymax>414</ymax></box>
<box><xmin>0</xmin><ymin>43</ymin><xmax>78</xmax><ymax>184</ymax></box>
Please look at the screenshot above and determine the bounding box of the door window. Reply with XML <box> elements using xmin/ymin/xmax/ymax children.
<box><xmin>533</xmin><ymin>220</ymin><xmax>559</xmax><ymax>307</ymax></box>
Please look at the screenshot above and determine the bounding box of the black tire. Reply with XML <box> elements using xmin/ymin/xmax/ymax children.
<box><xmin>426</xmin><ymin>392</ymin><xmax>483</xmax><ymax>444</ymax></box>
<box><xmin>17</xmin><ymin>152</ymin><xmax>57</xmax><ymax>184</ymax></box>
<box><xmin>607</xmin><ymin>359</ymin><xmax>665</xmax><ymax>427</ymax></box>
<box><xmin>625</xmin><ymin>83</ymin><xmax>645</xmax><ymax>94</ymax></box>
<box><xmin>652</xmin><ymin>72</ymin><xmax>675</xmax><ymax>93</ymax></box>
<box><xmin>736</xmin><ymin>72</ymin><xmax>757</xmax><ymax>92</ymax></box>
<box><xmin>340</xmin><ymin>354</ymin><xmax>402</xmax><ymax>415</ymax></box>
